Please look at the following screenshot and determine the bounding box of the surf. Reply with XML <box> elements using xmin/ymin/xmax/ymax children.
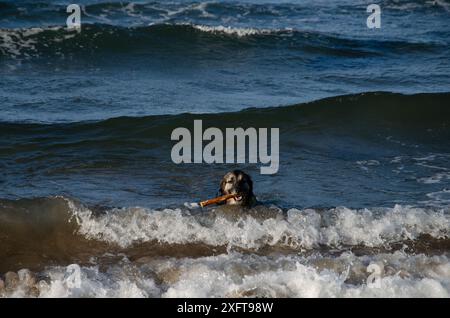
<box><xmin>1</xmin><ymin>196</ymin><xmax>449</xmax><ymax>272</ymax></box>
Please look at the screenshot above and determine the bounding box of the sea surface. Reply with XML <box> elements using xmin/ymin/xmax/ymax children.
<box><xmin>1</xmin><ymin>0</ymin><xmax>450</xmax><ymax>297</ymax></box>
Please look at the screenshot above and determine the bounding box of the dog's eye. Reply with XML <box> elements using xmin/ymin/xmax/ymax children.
<box><xmin>226</xmin><ymin>180</ymin><xmax>233</xmax><ymax>184</ymax></box>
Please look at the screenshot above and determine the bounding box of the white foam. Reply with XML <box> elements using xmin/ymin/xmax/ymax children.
<box><xmin>191</xmin><ymin>2</ymin><xmax>216</xmax><ymax>19</ymax></box>
<box><xmin>160</xmin><ymin>2</ymin><xmax>216</xmax><ymax>20</ymax></box>
<box><xmin>356</xmin><ymin>160</ymin><xmax>380</xmax><ymax>171</ymax></box>
<box><xmin>424</xmin><ymin>189</ymin><xmax>450</xmax><ymax>207</ymax></box>
<box><xmin>0</xmin><ymin>26</ymin><xmax>64</xmax><ymax>58</ymax></box>
<box><xmin>412</xmin><ymin>153</ymin><xmax>450</xmax><ymax>184</ymax></box>
<box><xmin>3</xmin><ymin>252</ymin><xmax>450</xmax><ymax>298</ymax></box>
<box><xmin>163</xmin><ymin>252</ymin><xmax>450</xmax><ymax>298</ymax></box>
<box><xmin>385</xmin><ymin>1</ymin><xmax>450</xmax><ymax>12</ymax></box>
<box><xmin>37</xmin><ymin>264</ymin><xmax>159</xmax><ymax>298</ymax></box>
<box><xmin>0</xmin><ymin>29</ymin><xmax>38</xmax><ymax>58</ymax></box>
<box><xmin>191</xmin><ymin>24</ymin><xmax>278</xmax><ymax>37</ymax></box>
<box><xmin>67</xmin><ymin>199</ymin><xmax>450</xmax><ymax>250</ymax></box>
<box><xmin>419</xmin><ymin>172</ymin><xmax>450</xmax><ymax>184</ymax></box>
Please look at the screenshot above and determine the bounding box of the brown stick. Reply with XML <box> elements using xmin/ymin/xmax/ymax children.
<box><xmin>199</xmin><ymin>194</ymin><xmax>237</xmax><ymax>207</ymax></box>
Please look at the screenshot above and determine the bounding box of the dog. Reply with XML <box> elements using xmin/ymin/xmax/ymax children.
<box><xmin>218</xmin><ymin>170</ymin><xmax>256</xmax><ymax>207</ymax></box>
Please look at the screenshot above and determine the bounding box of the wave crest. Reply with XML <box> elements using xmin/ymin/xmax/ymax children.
<box><xmin>1</xmin><ymin>196</ymin><xmax>448</xmax><ymax>252</ymax></box>
<box><xmin>70</xmin><ymin>200</ymin><xmax>450</xmax><ymax>249</ymax></box>
<box><xmin>2</xmin><ymin>251</ymin><xmax>450</xmax><ymax>298</ymax></box>
<box><xmin>0</xmin><ymin>23</ymin><xmax>440</xmax><ymax>59</ymax></box>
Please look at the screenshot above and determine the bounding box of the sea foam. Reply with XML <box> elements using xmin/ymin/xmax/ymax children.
<box><xmin>68</xmin><ymin>199</ymin><xmax>450</xmax><ymax>250</ymax></box>
<box><xmin>2</xmin><ymin>252</ymin><xmax>450</xmax><ymax>298</ymax></box>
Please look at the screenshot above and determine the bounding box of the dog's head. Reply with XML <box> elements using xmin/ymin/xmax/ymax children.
<box><xmin>219</xmin><ymin>170</ymin><xmax>255</xmax><ymax>206</ymax></box>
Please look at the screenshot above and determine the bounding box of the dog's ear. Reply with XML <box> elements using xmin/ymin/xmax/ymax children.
<box><xmin>219</xmin><ymin>178</ymin><xmax>226</xmax><ymax>195</ymax></box>
<box><xmin>245</xmin><ymin>174</ymin><xmax>254</xmax><ymax>193</ymax></box>
<box><xmin>217</xmin><ymin>179</ymin><xmax>225</xmax><ymax>204</ymax></box>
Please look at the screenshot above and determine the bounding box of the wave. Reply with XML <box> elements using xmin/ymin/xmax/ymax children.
<box><xmin>1</xmin><ymin>91</ymin><xmax>449</xmax><ymax>143</ymax></box>
<box><xmin>1</xmin><ymin>92</ymin><xmax>449</xmax><ymax>215</ymax></box>
<box><xmin>384</xmin><ymin>0</ymin><xmax>450</xmax><ymax>12</ymax></box>
<box><xmin>1</xmin><ymin>0</ymin><xmax>448</xmax><ymax>22</ymax></box>
<box><xmin>72</xmin><ymin>199</ymin><xmax>450</xmax><ymax>249</ymax></box>
<box><xmin>1</xmin><ymin>92</ymin><xmax>449</xmax><ymax>211</ymax></box>
<box><xmin>1</xmin><ymin>196</ymin><xmax>449</xmax><ymax>273</ymax></box>
<box><xmin>1</xmin><ymin>247</ymin><xmax>450</xmax><ymax>297</ymax></box>
<box><xmin>0</xmin><ymin>23</ymin><xmax>442</xmax><ymax>59</ymax></box>
<box><xmin>2</xmin><ymin>185</ymin><xmax>450</xmax><ymax>298</ymax></box>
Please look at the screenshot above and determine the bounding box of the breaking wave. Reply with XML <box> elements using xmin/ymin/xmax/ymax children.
<box><xmin>1</xmin><ymin>251</ymin><xmax>450</xmax><ymax>298</ymax></box>
<box><xmin>1</xmin><ymin>196</ymin><xmax>449</xmax><ymax>272</ymax></box>
<box><xmin>0</xmin><ymin>23</ymin><xmax>443</xmax><ymax>59</ymax></box>
<box><xmin>1</xmin><ymin>195</ymin><xmax>449</xmax><ymax>297</ymax></box>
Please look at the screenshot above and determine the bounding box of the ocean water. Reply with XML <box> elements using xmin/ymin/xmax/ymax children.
<box><xmin>1</xmin><ymin>0</ymin><xmax>450</xmax><ymax>298</ymax></box>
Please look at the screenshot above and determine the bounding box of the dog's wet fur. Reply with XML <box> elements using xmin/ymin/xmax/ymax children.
<box><xmin>218</xmin><ymin>170</ymin><xmax>256</xmax><ymax>207</ymax></box>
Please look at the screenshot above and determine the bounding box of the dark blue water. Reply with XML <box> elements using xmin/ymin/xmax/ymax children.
<box><xmin>1</xmin><ymin>0</ymin><xmax>449</xmax><ymax>122</ymax></box>
<box><xmin>1</xmin><ymin>0</ymin><xmax>449</xmax><ymax>209</ymax></box>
